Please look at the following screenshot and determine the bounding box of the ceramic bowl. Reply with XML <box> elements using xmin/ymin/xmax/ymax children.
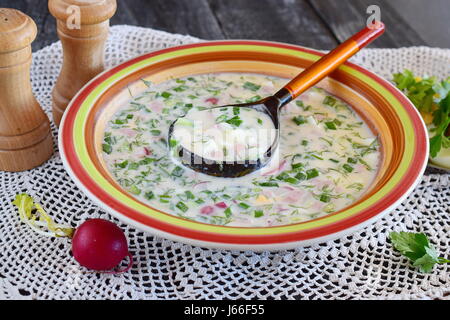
<box><xmin>59</xmin><ymin>41</ymin><xmax>428</xmax><ymax>250</ymax></box>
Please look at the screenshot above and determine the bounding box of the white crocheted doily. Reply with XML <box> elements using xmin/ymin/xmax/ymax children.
<box><xmin>0</xmin><ymin>25</ymin><xmax>449</xmax><ymax>300</ymax></box>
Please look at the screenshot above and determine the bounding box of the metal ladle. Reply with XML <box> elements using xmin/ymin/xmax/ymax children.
<box><xmin>168</xmin><ymin>23</ymin><xmax>385</xmax><ymax>177</ymax></box>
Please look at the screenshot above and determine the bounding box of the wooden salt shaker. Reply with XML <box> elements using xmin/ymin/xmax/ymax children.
<box><xmin>48</xmin><ymin>0</ymin><xmax>117</xmax><ymax>126</ymax></box>
<box><xmin>0</xmin><ymin>9</ymin><xmax>53</xmax><ymax>172</ymax></box>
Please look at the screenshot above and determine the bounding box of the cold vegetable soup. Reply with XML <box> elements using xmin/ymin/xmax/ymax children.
<box><xmin>102</xmin><ymin>73</ymin><xmax>380</xmax><ymax>227</ymax></box>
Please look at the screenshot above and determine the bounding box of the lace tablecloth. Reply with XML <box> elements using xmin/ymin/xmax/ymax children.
<box><xmin>0</xmin><ymin>25</ymin><xmax>449</xmax><ymax>300</ymax></box>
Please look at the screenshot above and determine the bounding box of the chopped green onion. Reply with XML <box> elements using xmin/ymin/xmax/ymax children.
<box><xmin>292</xmin><ymin>162</ymin><xmax>304</xmax><ymax>170</ymax></box>
<box><xmin>150</xmin><ymin>129</ymin><xmax>161</xmax><ymax>136</ymax></box>
<box><xmin>224</xmin><ymin>207</ymin><xmax>232</xmax><ymax>218</ymax></box>
<box><xmin>102</xmin><ymin>144</ymin><xmax>112</xmax><ymax>154</ymax></box>
<box><xmin>129</xmin><ymin>185</ymin><xmax>141</xmax><ymax>195</ymax></box>
<box><xmin>295</xmin><ymin>172</ymin><xmax>306</xmax><ymax>181</ymax></box>
<box><xmin>145</xmin><ymin>191</ymin><xmax>155</xmax><ymax>200</ymax></box>
<box><xmin>185</xmin><ymin>191</ymin><xmax>195</xmax><ymax>199</ymax></box>
<box><xmin>176</xmin><ymin>201</ymin><xmax>189</xmax><ymax>212</ymax></box>
<box><xmin>284</xmin><ymin>177</ymin><xmax>299</xmax><ymax>185</ymax></box>
<box><xmin>258</xmin><ymin>182</ymin><xmax>279</xmax><ymax>187</ymax></box>
<box><xmin>161</xmin><ymin>91</ymin><xmax>172</xmax><ymax>99</ymax></box>
<box><xmin>116</xmin><ymin>160</ymin><xmax>128</xmax><ymax>168</ymax></box>
<box><xmin>319</xmin><ymin>194</ymin><xmax>331</xmax><ymax>203</ymax></box>
<box><xmin>343</xmin><ymin>164</ymin><xmax>354</xmax><ymax>172</ymax></box>
<box><xmin>306</xmin><ymin>168</ymin><xmax>319</xmax><ymax>179</ymax></box>
<box><xmin>276</xmin><ymin>172</ymin><xmax>290</xmax><ymax>180</ymax></box>
<box><xmin>254</xmin><ymin>210</ymin><xmax>264</xmax><ymax>218</ymax></box>
<box><xmin>171</xmin><ymin>166</ymin><xmax>184</xmax><ymax>177</ymax></box>
<box><xmin>323</xmin><ymin>95</ymin><xmax>337</xmax><ymax>107</ymax></box>
<box><xmin>325</xmin><ymin>121</ymin><xmax>337</xmax><ymax>130</ymax></box>
<box><xmin>239</xmin><ymin>202</ymin><xmax>250</xmax><ymax>209</ymax></box>
<box><xmin>292</xmin><ymin>115</ymin><xmax>307</xmax><ymax>125</ymax></box>
<box><xmin>225</xmin><ymin>116</ymin><xmax>243</xmax><ymax>127</ymax></box>
<box><xmin>245</xmin><ymin>95</ymin><xmax>261</xmax><ymax>103</ymax></box>
<box><xmin>243</xmin><ymin>81</ymin><xmax>261</xmax><ymax>91</ymax></box>
<box><xmin>128</xmin><ymin>162</ymin><xmax>139</xmax><ymax>170</ymax></box>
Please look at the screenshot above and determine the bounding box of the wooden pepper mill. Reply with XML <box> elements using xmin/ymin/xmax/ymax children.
<box><xmin>0</xmin><ymin>8</ymin><xmax>53</xmax><ymax>172</ymax></box>
<box><xmin>48</xmin><ymin>0</ymin><xmax>117</xmax><ymax>126</ymax></box>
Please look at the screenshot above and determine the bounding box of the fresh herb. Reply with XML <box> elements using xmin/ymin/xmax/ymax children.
<box><xmin>225</xmin><ymin>116</ymin><xmax>243</xmax><ymax>127</ymax></box>
<box><xmin>291</xmin><ymin>162</ymin><xmax>304</xmax><ymax>170</ymax></box>
<box><xmin>254</xmin><ymin>210</ymin><xmax>264</xmax><ymax>218</ymax></box>
<box><xmin>276</xmin><ymin>172</ymin><xmax>290</xmax><ymax>180</ymax></box>
<box><xmin>323</xmin><ymin>95</ymin><xmax>337</xmax><ymax>107</ymax></box>
<box><xmin>171</xmin><ymin>166</ymin><xmax>184</xmax><ymax>177</ymax></box>
<box><xmin>284</xmin><ymin>177</ymin><xmax>299</xmax><ymax>185</ymax></box>
<box><xmin>128</xmin><ymin>162</ymin><xmax>139</xmax><ymax>170</ymax></box>
<box><xmin>324</xmin><ymin>121</ymin><xmax>337</xmax><ymax>130</ymax></box>
<box><xmin>185</xmin><ymin>191</ymin><xmax>195</xmax><ymax>200</ymax></box>
<box><xmin>295</xmin><ymin>172</ymin><xmax>306</xmax><ymax>181</ymax></box>
<box><xmin>389</xmin><ymin>231</ymin><xmax>450</xmax><ymax>273</ymax></box>
<box><xmin>245</xmin><ymin>95</ymin><xmax>262</xmax><ymax>103</ymax></box>
<box><xmin>292</xmin><ymin>115</ymin><xmax>307</xmax><ymax>126</ymax></box>
<box><xmin>342</xmin><ymin>164</ymin><xmax>354</xmax><ymax>173</ymax></box>
<box><xmin>141</xmin><ymin>79</ymin><xmax>152</xmax><ymax>87</ymax></box>
<box><xmin>173</xmin><ymin>85</ymin><xmax>188</xmax><ymax>92</ymax></box>
<box><xmin>306</xmin><ymin>168</ymin><xmax>319</xmax><ymax>179</ymax></box>
<box><xmin>319</xmin><ymin>194</ymin><xmax>331</xmax><ymax>203</ymax></box>
<box><xmin>176</xmin><ymin>201</ymin><xmax>189</xmax><ymax>212</ymax></box>
<box><xmin>102</xmin><ymin>143</ymin><xmax>112</xmax><ymax>154</ymax></box>
<box><xmin>393</xmin><ymin>70</ymin><xmax>450</xmax><ymax>158</ymax></box>
<box><xmin>430</xmin><ymin>95</ymin><xmax>450</xmax><ymax>157</ymax></box>
<box><xmin>161</xmin><ymin>91</ymin><xmax>172</xmax><ymax>99</ymax></box>
<box><xmin>144</xmin><ymin>191</ymin><xmax>155</xmax><ymax>200</ymax></box>
<box><xmin>238</xmin><ymin>202</ymin><xmax>250</xmax><ymax>209</ymax></box>
<box><xmin>116</xmin><ymin>160</ymin><xmax>128</xmax><ymax>168</ymax></box>
<box><xmin>258</xmin><ymin>181</ymin><xmax>279</xmax><ymax>187</ymax></box>
<box><xmin>129</xmin><ymin>185</ymin><xmax>141</xmax><ymax>195</ymax></box>
<box><xmin>224</xmin><ymin>207</ymin><xmax>232</xmax><ymax>218</ymax></box>
<box><xmin>243</xmin><ymin>81</ymin><xmax>261</xmax><ymax>92</ymax></box>
<box><xmin>150</xmin><ymin>129</ymin><xmax>161</xmax><ymax>136</ymax></box>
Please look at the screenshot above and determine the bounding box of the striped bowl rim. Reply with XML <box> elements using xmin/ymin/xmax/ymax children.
<box><xmin>59</xmin><ymin>40</ymin><xmax>428</xmax><ymax>250</ymax></box>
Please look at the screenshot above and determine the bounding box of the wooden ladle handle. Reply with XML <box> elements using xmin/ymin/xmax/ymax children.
<box><xmin>275</xmin><ymin>23</ymin><xmax>385</xmax><ymax>104</ymax></box>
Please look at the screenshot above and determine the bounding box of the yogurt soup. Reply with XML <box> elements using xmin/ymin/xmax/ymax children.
<box><xmin>171</xmin><ymin>106</ymin><xmax>276</xmax><ymax>163</ymax></box>
<box><xmin>102</xmin><ymin>73</ymin><xmax>380</xmax><ymax>227</ymax></box>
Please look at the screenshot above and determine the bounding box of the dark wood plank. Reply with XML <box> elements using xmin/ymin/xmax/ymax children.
<box><xmin>112</xmin><ymin>0</ymin><xmax>225</xmax><ymax>40</ymax></box>
<box><xmin>308</xmin><ymin>0</ymin><xmax>428</xmax><ymax>48</ymax></box>
<box><xmin>389</xmin><ymin>0</ymin><xmax>450</xmax><ymax>48</ymax></box>
<box><xmin>207</xmin><ymin>0</ymin><xmax>339</xmax><ymax>50</ymax></box>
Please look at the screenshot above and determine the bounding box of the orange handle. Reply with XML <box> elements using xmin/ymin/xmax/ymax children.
<box><xmin>279</xmin><ymin>23</ymin><xmax>385</xmax><ymax>100</ymax></box>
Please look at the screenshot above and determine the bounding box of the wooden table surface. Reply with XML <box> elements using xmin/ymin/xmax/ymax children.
<box><xmin>1</xmin><ymin>0</ymin><xmax>449</xmax><ymax>52</ymax></box>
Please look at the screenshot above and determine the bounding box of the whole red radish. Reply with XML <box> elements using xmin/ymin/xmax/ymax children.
<box><xmin>13</xmin><ymin>194</ymin><xmax>133</xmax><ymax>273</ymax></box>
<box><xmin>72</xmin><ymin>218</ymin><xmax>133</xmax><ymax>272</ymax></box>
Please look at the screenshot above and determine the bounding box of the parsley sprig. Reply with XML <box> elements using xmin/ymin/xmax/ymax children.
<box><xmin>393</xmin><ymin>70</ymin><xmax>450</xmax><ymax>158</ymax></box>
<box><xmin>389</xmin><ymin>231</ymin><xmax>450</xmax><ymax>273</ymax></box>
